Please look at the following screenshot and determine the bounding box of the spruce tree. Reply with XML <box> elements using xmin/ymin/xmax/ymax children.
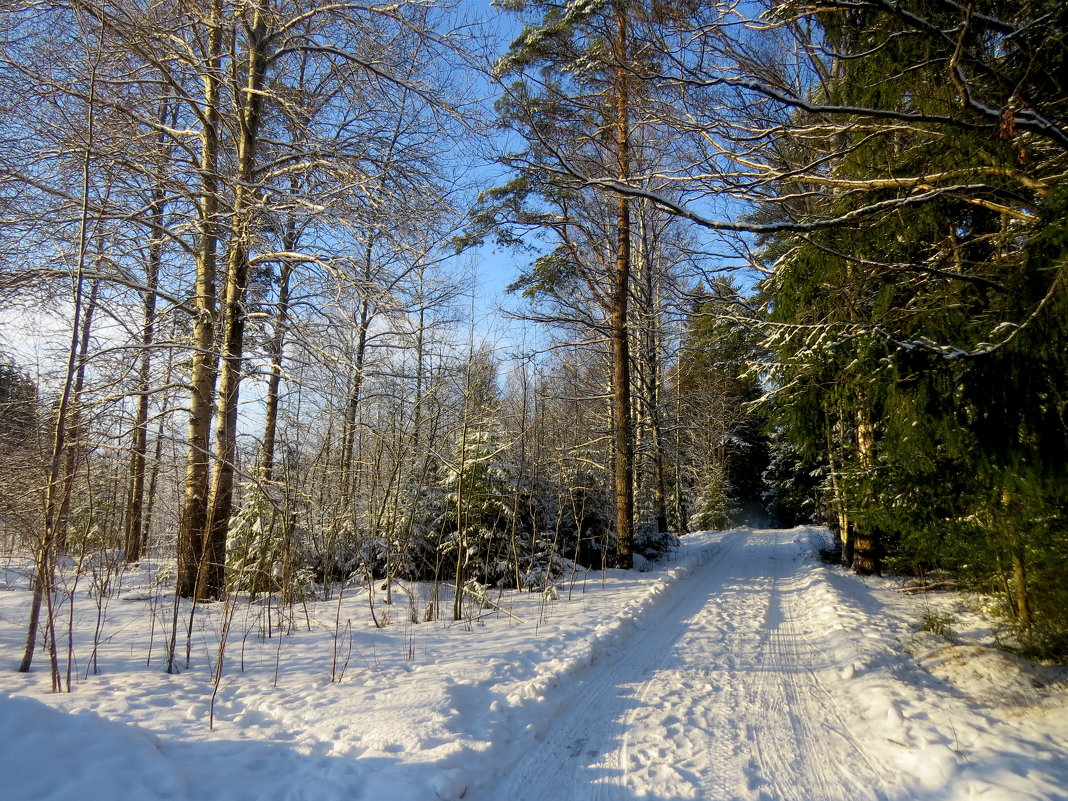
<box><xmin>760</xmin><ymin>0</ymin><xmax>1067</xmax><ymax>649</ymax></box>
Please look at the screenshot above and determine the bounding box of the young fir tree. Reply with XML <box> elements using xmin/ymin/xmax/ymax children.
<box><xmin>441</xmin><ymin>349</ymin><xmax>512</xmax><ymax>618</ymax></box>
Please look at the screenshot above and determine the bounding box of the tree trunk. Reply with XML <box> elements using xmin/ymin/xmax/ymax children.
<box><xmin>1011</xmin><ymin>546</ymin><xmax>1032</xmax><ymax>629</ymax></box>
<box><xmin>611</xmin><ymin>212</ymin><xmax>635</xmax><ymax>566</ymax></box>
<box><xmin>178</xmin><ymin>0</ymin><xmax>223</xmax><ymax>599</ymax></box>
<box><xmin>825</xmin><ymin>440</ymin><xmax>854</xmax><ymax>567</ymax></box>
<box><xmin>611</xmin><ymin>5</ymin><xmax>634</xmax><ymax>569</ymax></box>
<box><xmin>339</xmin><ymin>315</ymin><xmax>369</xmax><ymax>494</ymax></box>
<box><xmin>56</xmin><ymin>279</ymin><xmax>100</xmax><ymax>551</ymax></box>
<box><xmin>258</xmin><ymin>229</ymin><xmax>294</xmax><ymax>483</ymax></box>
<box><xmin>452</xmin><ymin>410</ymin><xmax>470</xmax><ymax>621</ymax></box>
<box><xmin>672</xmin><ymin>371</ymin><xmax>688</xmax><ymax>533</ymax></box>
<box><xmin>634</xmin><ymin>210</ymin><xmax>668</xmax><ymax>534</ymax></box>
<box><xmin>644</xmin><ymin>311</ymin><xmax>668</xmax><ymax>534</ymax></box>
<box><xmin>125</xmin><ymin>160</ymin><xmax>165</xmax><ymax>562</ymax></box>
<box><xmin>338</xmin><ymin>237</ymin><xmax>376</xmax><ymax>494</ymax></box>
<box><xmin>202</xmin><ymin>0</ymin><xmax>270</xmax><ymax>599</ymax></box>
<box><xmin>20</xmin><ymin>44</ymin><xmax>102</xmax><ymax>681</ymax></box>
<box><xmin>851</xmin><ymin>414</ymin><xmax>879</xmax><ymax>575</ymax></box>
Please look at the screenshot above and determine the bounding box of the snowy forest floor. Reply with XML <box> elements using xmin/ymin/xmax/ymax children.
<box><xmin>1</xmin><ymin>528</ymin><xmax>1066</xmax><ymax>801</ymax></box>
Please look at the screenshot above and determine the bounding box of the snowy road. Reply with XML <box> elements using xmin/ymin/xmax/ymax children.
<box><xmin>475</xmin><ymin>529</ymin><xmax>889</xmax><ymax>801</ymax></box>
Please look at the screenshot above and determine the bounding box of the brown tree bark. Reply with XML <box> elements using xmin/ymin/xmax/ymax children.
<box><xmin>125</xmin><ymin>144</ymin><xmax>167</xmax><ymax>561</ymax></box>
<box><xmin>1011</xmin><ymin>546</ymin><xmax>1032</xmax><ymax>629</ymax></box>
<box><xmin>177</xmin><ymin>0</ymin><xmax>223</xmax><ymax>599</ymax></box>
<box><xmin>202</xmin><ymin>0</ymin><xmax>270</xmax><ymax>599</ymax></box>
<box><xmin>259</xmin><ymin>254</ymin><xmax>292</xmax><ymax>483</ymax></box>
<box><xmin>824</xmin><ymin>429</ymin><xmax>854</xmax><ymax>567</ymax></box>
<box><xmin>56</xmin><ymin>279</ymin><xmax>100</xmax><ymax>551</ymax></box>
<box><xmin>611</xmin><ymin>4</ymin><xmax>634</xmax><ymax>569</ymax></box>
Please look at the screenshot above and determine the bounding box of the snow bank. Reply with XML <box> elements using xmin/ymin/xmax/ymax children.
<box><xmin>800</xmin><ymin>531</ymin><xmax>1068</xmax><ymax>801</ymax></box>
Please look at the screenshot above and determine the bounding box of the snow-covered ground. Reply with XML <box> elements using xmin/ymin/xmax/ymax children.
<box><xmin>1</xmin><ymin>528</ymin><xmax>1065</xmax><ymax>801</ymax></box>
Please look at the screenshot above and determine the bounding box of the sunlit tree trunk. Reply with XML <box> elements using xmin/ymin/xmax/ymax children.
<box><xmin>851</xmin><ymin>413</ymin><xmax>879</xmax><ymax>575</ymax></box>
<box><xmin>202</xmin><ymin>0</ymin><xmax>270</xmax><ymax>599</ymax></box>
<box><xmin>611</xmin><ymin>4</ymin><xmax>634</xmax><ymax>568</ymax></box>
<box><xmin>177</xmin><ymin>0</ymin><xmax>223</xmax><ymax>599</ymax></box>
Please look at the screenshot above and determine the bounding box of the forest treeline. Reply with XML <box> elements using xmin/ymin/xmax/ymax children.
<box><xmin>0</xmin><ymin>0</ymin><xmax>1064</xmax><ymax>683</ymax></box>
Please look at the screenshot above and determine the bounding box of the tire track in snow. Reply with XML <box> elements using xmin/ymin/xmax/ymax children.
<box><xmin>472</xmin><ymin>529</ymin><xmax>893</xmax><ymax>801</ymax></box>
<box><xmin>470</xmin><ymin>531</ymin><xmax>744</xmax><ymax>801</ymax></box>
<box><xmin>743</xmin><ymin>529</ymin><xmax>886</xmax><ymax>801</ymax></box>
